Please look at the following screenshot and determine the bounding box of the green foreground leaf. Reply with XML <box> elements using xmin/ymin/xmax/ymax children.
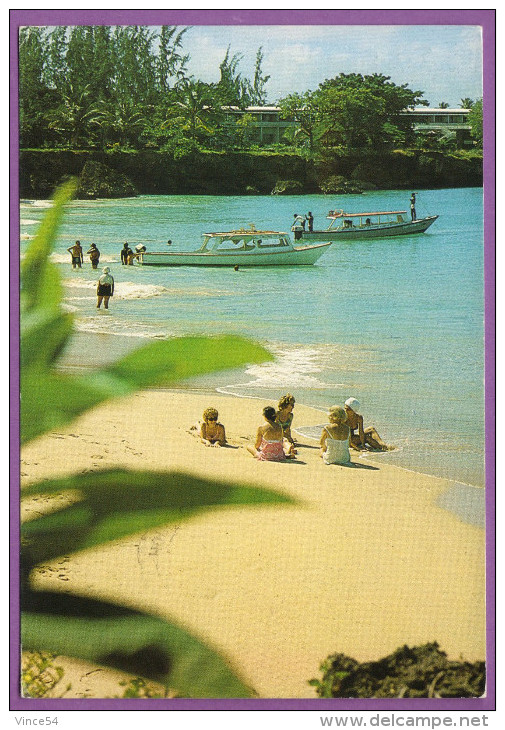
<box><xmin>21</xmin><ymin>179</ymin><xmax>78</xmax><ymax>314</ymax></box>
<box><xmin>106</xmin><ymin>335</ymin><xmax>273</xmax><ymax>387</ymax></box>
<box><xmin>22</xmin><ymin>610</ymin><xmax>252</xmax><ymax>698</ymax></box>
<box><xmin>21</xmin><ymin>335</ymin><xmax>272</xmax><ymax>444</ymax></box>
<box><xmin>21</xmin><ymin>468</ymin><xmax>295</xmax><ymax>564</ymax></box>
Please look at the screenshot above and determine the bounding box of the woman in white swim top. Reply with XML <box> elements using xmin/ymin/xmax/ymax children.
<box><xmin>320</xmin><ymin>405</ymin><xmax>350</xmax><ymax>465</ymax></box>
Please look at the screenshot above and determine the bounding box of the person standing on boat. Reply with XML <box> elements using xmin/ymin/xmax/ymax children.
<box><xmin>292</xmin><ymin>213</ymin><xmax>305</xmax><ymax>240</ymax></box>
<box><xmin>67</xmin><ymin>240</ymin><xmax>83</xmax><ymax>269</ymax></box>
<box><xmin>86</xmin><ymin>243</ymin><xmax>100</xmax><ymax>269</ymax></box>
<box><xmin>410</xmin><ymin>193</ymin><xmax>417</xmax><ymax>221</ymax></box>
<box><xmin>306</xmin><ymin>211</ymin><xmax>314</xmax><ymax>232</ymax></box>
<box><xmin>96</xmin><ymin>266</ymin><xmax>114</xmax><ymax>309</ymax></box>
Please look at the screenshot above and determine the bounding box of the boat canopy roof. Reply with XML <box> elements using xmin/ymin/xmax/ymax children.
<box><xmin>328</xmin><ymin>210</ymin><xmax>407</xmax><ymax>219</ymax></box>
<box><xmin>202</xmin><ymin>230</ymin><xmax>288</xmax><ymax>237</ymax></box>
<box><xmin>198</xmin><ymin>229</ymin><xmax>293</xmax><ymax>253</ymax></box>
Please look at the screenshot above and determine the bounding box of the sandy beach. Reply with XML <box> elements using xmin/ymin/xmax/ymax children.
<box><xmin>20</xmin><ymin>379</ymin><xmax>486</xmax><ymax>699</ymax></box>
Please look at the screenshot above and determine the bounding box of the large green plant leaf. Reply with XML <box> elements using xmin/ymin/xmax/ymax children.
<box><xmin>106</xmin><ymin>335</ymin><xmax>273</xmax><ymax>387</ymax></box>
<box><xmin>22</xmin><ymin>599</ymin><xmax>252</xmax><ymax>698</ymax></box>
<box><xmin>20</xmin><ymin>368</ymin><xmax>131</xmax><ymax>444</ymax></box>
<box><xmin>21</xmin><ymin>334</ymin><xmax>272</xmax><ymax>444</ymax></box>
<box><xmin>21</xmin><ymin>179</ymin><xmax>78</xmax><ymax>315</ymax></box>
<box><xmin>18</xmin><ymin>182</ymin><xmax>282</xmax><ymax>698</ymax></box>
<box><xmin>21</xmin><ymin>469</ymin><xmax>294</xmax><ymax>565</ymax></box>
<box><xmin>21</xmin><ymin>310</ymin><xmax>75</xmax><ymax>370</ymax></box>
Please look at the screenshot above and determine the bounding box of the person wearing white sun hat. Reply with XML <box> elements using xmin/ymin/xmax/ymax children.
<box><xmin>96</xmin><ymin>266</ymin><xmax>115</xmax><ymax>309</ymax></box>
<box><xmin>344</xmin><ymin>397</ymin><xmax>390</xmax><ymax>452</ymax></box>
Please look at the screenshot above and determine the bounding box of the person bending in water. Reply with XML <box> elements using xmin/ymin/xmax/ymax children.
<box><xmin>200</xmin><ymin>407</ymin><xmax>227</xmax><ymax>447</ymax></box>
<box><xmin>320</xmin><ymin>405</ymin><xmax>350</xmax><ymax>465</ymax></box>
<box><xmin>344</xmin><ymin>397</ymin><xmax>389</xmax><ymax>451</ymax></box>
<box><xmin>87</xmin><ymin>243</ymin><xmax>100</xmax><ymax>269</ymax></box>
<box><xmin>247</xmin><ymin>406</ymin><xmax>290</xmax><ymax>461</ymax></box>
<box><xmin>276</xmin><ymin>393</ymin><xmax>297</xmax><ymax>456</ymax></box>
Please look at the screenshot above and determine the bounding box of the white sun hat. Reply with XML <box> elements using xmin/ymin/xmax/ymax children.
<box><xmin>344</xmin><ymin>397</ymin><xmax>361</xmax><ymax>413</ymax></box>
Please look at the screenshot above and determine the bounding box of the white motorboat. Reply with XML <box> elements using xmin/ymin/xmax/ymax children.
<box><xmin>137</xmin><ymin>227</ymin><xmax>332</xmax><ymax>267</ymax></box>
<box><xmin>295</xmin><ymin>209</ymin><xmax>438</xmax><ymax>241</ymax></box>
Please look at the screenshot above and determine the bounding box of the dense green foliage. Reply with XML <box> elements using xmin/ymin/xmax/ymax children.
<box><xmin>317</xmin><ymin>73</ymin><xmax>426</xmax><ymax>150</ymax></box>
<box><xmin>20</xmin><ymin>182</ymin><xmax>295</xmax><ymax>698</ymax></box>
<box><xmin>277</xmin><ymin>73</ymin><xmax>427</xmax><ymax>152</ymax></box>
<box><xmin>468</xmin><ymin>99</ymin><xmax>483</xmax><ymax>146</ymax></box>
<box><xmin>19</xmin><ymin>24</ymin><xmax>457</xmax><ymax>156</ymax></box>
<box><xmin>21</xmin><ymin>652</ymin><xmax>69</xmax><ymax>698</ymax></box>
<box><xmin>19</xmin><ymin>25</ymin><xmax>270</xmax><ymax>153</ymax></box>
<box><xmin>309</xmin><ymin>643</ymin><xmax>485</xmax><ymax>698</ymax></box>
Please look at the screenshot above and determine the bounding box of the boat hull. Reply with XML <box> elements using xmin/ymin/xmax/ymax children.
<box><xmin>300</xmin><ymin>215</ymin><xmax>438</xmax><ymax>241</ymax></box>
<box><xmin>138</xmin><ymin>241</ymin><xmax>332</xmax><ymax>266</ymax></box>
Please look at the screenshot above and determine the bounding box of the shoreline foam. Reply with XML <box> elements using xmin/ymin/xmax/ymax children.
<box><xmin>57</xmin><ymin>330</ymin><xmax>486</xmax><ymax>492</ymax></box>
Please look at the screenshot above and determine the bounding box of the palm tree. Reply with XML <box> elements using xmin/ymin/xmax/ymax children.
<box><xmin>46</xmin><ymin>83</ymin><xmax>102</xmax><ymax>148</ymax></box>
<box><xmin>94</xmin><ymin>99</ymin><xmax>147</xmax><ymax>147</ymax></box>
<box><xmin>171</xmin><ymin>78</ymin><xmax>221</xmax><ymax>140</ymax></box>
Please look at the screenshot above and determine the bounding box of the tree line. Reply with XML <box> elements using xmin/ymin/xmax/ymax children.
<box><xmin>19</xmin><ymin>25</ymin><xmax>483</xmax><ymax>154</ymax></box>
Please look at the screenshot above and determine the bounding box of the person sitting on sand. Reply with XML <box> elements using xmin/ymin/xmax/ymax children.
<box><xmin>247</xmin><ymin>406</ymin><xmax>290</xmax><ymax>461</ymax></box>
<box><xmin>320</xmin><ymin>405</ymin><xmax>350</xmax><ymax>465</ymax></box>
<box><xmin>200</xmin><ymin>407</ymin><xmax>227</xmax><ymax>447</ymax></box>
<box><xmin>344</xmin><ymin>397</ymin><xmax>389</xmax><ymax>451</ymax></box>
<box><xmin>275</xmin><ymin>393</ymin><xmax>297</xmax><ymax>457</ymax></box>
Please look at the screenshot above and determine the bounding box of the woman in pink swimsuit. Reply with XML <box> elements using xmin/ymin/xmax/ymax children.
<box><xmin>247</xmin><ymin>406</ymin><xmax>288</xmax><ymax>461</ymax></box>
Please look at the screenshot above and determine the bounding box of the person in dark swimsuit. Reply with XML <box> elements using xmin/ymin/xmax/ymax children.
<box><xmin>97</xmin><ymin>266</ymin><xmax>114</xmax><ymax>309</ymax></box>
<box><xmin>200</xmin><ymin>407</ymin><xmax>227</xmax><ymax>447</ymax></box>
<box><xmin>275</xmin><ymin>393</ymin><xmax>297</xmax><ymax>456</ymax></box>
<box><xmin>87</xmin><ymin>243</ymin><xmax>100</xmax><ymax>269</ymax></box>
<box><xmin>410</xmin><ymin>193</ymin><xmax>417</xmax><ymax>221</ymax></box>
<box><xmin>121</xmin><ymin>242</ymin><xmax>131</xmax><ymax>265</ymax></box>
<box><xmin>67</xmin><ymin>241</ymin><xmax>83</xmax><ymax>269</ymax></box>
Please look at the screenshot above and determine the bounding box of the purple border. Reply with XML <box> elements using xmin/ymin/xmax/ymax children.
<box><xmin>10</xmin><ymin>8</ymin><xmax>496</xmax><ymax>713</ymax></box>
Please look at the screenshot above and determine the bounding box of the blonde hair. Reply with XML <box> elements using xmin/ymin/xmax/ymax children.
<box><xmin>328</xmin><ymin>405</ymin><xmax>347</xmax><ymax>424</ymax></box>
<box><xmin>278</xmin><ymin>393</ymin><xmax>295</xmax><ymax>410</ymax></box>
<box><xmin>203</xmin><ymin>407</ymin><xmax>219</xmax><ymax>422</ymax></box>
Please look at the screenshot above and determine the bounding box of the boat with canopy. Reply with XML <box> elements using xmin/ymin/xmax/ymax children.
<box><xmin>137</xmin><ymin>227</ymin><xmax>333</xmax><ymax>267</ymax></box>
<box><xmin>295</xmin><ymin>209</ymin><xmax>438</xmax><ymax>241</ymax></box>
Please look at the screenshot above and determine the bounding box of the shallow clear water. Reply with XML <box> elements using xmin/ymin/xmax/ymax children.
<box><xmin>20</xmin><ymin>188</ymin><xmax>485</xmax><ymax>487</ymax></box>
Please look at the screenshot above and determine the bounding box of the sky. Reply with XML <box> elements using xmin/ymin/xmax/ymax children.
<box><xmin>182</xmin><ymin>24</ymin><xmax>483</xmax><ymax>107</ymax></box>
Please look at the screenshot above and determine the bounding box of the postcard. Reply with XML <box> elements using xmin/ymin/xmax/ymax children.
<box><xmin>10</xmin><ymin>7</ymin><xmax>496</xmax><ymax>723</ymax></box>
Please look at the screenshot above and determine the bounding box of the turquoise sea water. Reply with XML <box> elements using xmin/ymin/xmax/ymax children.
<box><xmin>20</xmin><ymin>188</ymin><xmax>485</xmax><ymax>488</ymax></box>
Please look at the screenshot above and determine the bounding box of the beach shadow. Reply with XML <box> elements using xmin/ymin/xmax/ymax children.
<box><xmin>344</xmin><ymin>461</ymin><xmax>379</xmax><ymax>470</ymax></box>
